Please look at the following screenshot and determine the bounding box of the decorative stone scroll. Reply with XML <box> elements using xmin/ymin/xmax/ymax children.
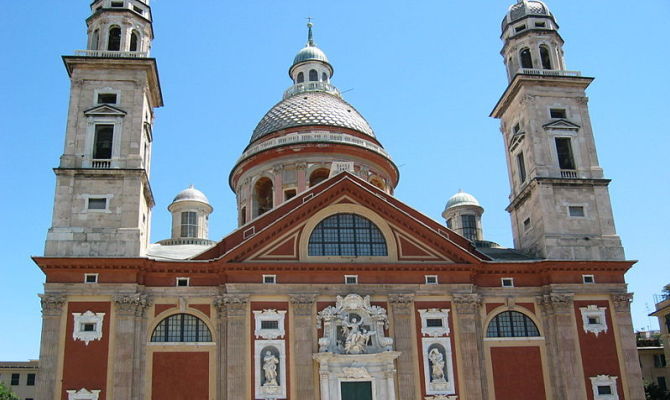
<box><xmin>66</xmin><ymin>388</ymin><xmax>101</xmax><ymax>400</ymax></box>
<box><xmin>418</xmin><ymin>309</ymin><xmax>450</xmax><ymax>337</ymax></box>
<box><xmin>422</xmin><ymin>337</ymin><xmax>455</xmax><ymax>396</ymax></box>
<box><xmin>72</xmin><ymin>311</ymin><xmax>105</xmax><ymax>346</ymax></box>
<box><xmin>539</xmin><ymin>293</ymin><xmax>574</xmax><ymax>314</ymax></box>
<box><xmin>612</xmin><ymin>293</ymin><xmax>633</xmax><ymax>313</ymax></box>
<box><xmin>254</xmin><ymin>339</ymin><xmax>286</xmax><ymax>399</ymax></box>
<box><xmin>113</xmin><ymin>293</ymin><xmax>151</xmax><ymax>317</ymax></box>
<box><xmin>253</xmin><ymin>309</ymin><xmax>286</xmax><ymax>339</ymax></box>
<box><xmin>590</xmin><ymin>375</ymin><xmax>619</xmax><ymax>400</ymax></box>
<box><xmin>214</xmin><ymin>294</ymin><xmax>249</xmax><ymax>317</ymax></box>
<box><xmin>580</xmin><ymin>305</ymin><xmax>608</xmax><ymax>337</ymax></box>
<box><xmin>317</xmin><ymin>294</ymin><xmax>393</xmax><ymax>354</ymax></box>
<box><xmin>452</xmin><ymin>294</ymin><xmax>481</xmax><ymax>314</ymax></box>
<box><xmin>40</xmin><ymin>294</ymin><xmax>66</xmax><ymax>316</ymax></box>
<box><xmin>289</xmin><ymin>294</ymin><xmax>316</xmax><ymax>316</ymax></box>
<box><xmin>388</xmin><ymin>294</ymin><xmax>414</xmax><ymax>315</ymax></box>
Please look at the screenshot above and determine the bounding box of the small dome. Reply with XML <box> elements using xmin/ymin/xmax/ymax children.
<box><xmin>445</xmin><ymin>191</ymin><xmax>481</xmax><ymax>210</ymax></box>
<box><xmin>250</xmin><ymin>91</ymin><xmax>375</xmax><ymax>142</ymax></box>
<box><xmin>502</xmin><ymin>0</ymin><xmax>553</xmax><ymax>31</ymax></box>
<box><xmin>171</xmin><ymin>185</ymin><xmax>210</xmax><ymax>205</ymax></box>
<box><xmin>293</xmin><ymin>45</ymin><xmax>330</xmax><ymax>66</ymax></box>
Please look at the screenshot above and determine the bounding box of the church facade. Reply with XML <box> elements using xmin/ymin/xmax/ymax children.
<box><xmin>34</xmin><ymin>1</ymin><xmax>644</xmax><ymax>399</ymax></box>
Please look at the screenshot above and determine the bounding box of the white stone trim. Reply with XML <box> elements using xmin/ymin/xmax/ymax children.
<box><xmin>580</xmin><ymin>305</ymin><xmax>608</xmax><ymax>337</ymax></box>
<box><xmin>424</xmin><ymin>395</ymin><xmax>458</xmax><ymax>400</ymax></box>
<box><xmin>418</xmin><ymin>309</ymin><xmax>450</xmax><ymax>337</ymax></box>
<box><xmin>254</xmin><ymin>340</ymin><xmax>286</xmax><ymax>399</ymax></box>
<box><xmin>422</xmin><ymin>337</ymin><xmax>455</xmax><ymax>395</ymax></box>
<box><xmin>590</xmin><ymin>375</ymin><xmax>619</xmax><ymax>400</ymax></box>
<box><xmin>83</xmin><ymin>117</ymin><xmax>124</xmax><ymax>168</ymax></box>
<box><xmin>67</xmin><ymin>388</ymin><xmax>101</xmax><ymax>400</ymax></box>
<box><xmin>82</xmin><ymin>194</ymin><xmax>113</xmax><ymax>213</ymax></box>
<box><xmin>337</xmin><ymin>378</ymin><xmax>378</xmax><ymax>400</ymax></box>
<box><xmin>93</xmin><ymin>87</ymin><xmax>121</xmax><ymax>105</ymax></box>
<box><xmin>72</xmin><ymin>311</ymin><xmax>105</xmax><ymax>345</ymax></box>
<box><xmin>253</xmin><ymin>309</ymin><xmax>286</xmax><ymax>339</ymax></box>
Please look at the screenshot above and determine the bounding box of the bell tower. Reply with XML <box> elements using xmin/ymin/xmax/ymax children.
<box><xmin>491</xmin><ymin>0</ymin><xmax>624</xmax><ymax>260</ymax></box>
<box><xmin>45</xmin><ymin>0</ymin><xmax>163</xmax><ymax>257</ymax></box>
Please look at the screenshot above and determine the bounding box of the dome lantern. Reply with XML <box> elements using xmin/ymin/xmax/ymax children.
<box><xmin>442</xmin><ymin>191</ymin><xmax>485</xmax><ymax>242</ymax></box>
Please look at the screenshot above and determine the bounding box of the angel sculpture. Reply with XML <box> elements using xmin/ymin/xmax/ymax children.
<box><xmin>342</xmin><ymin>317</ymin><xmax>376</xmax><ymax>354</ymax></box>
<box><xmin>428</xmin><ymin>348</ymin><xmax>446</xmax><ymax>382</ymax></box>
<box><xmin>262</xmin><ymin>351</ymin><xmax>279</xmax><ymax>386</ymax></box>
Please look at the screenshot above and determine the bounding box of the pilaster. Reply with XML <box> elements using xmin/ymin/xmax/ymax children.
<box><xmin>213</xmin><ymin>296</ymin><xmax>227</xmax><ymax>400</ymax></box>
<box><xmin>538</xmin><ymin>293</ymin><xmax>586</xmax><ymax>400</ymax></box>
<box><xmin>35</xmin><ymin>294</ymin><xmax>66</xmax><ymax>400</ymax></box>
<box><xmin>111</xmin><ymin>293</ymin><xmax>151</xmax><ymax>400</ymax></box>
<box><xmin>452</xmin><ymin>293</ymin><xmax>486</xmax><ymax>400</ymax></box>
<box><xmin>388</xmin><ymin>294</ymin><xmax>418</xmax><ymax>400</ymax></box>
<box><xmin>222</xmin><ymin>294</ymin><xmax>250</xmax><ymax>399</ymax></box>
<box><xmin>611</xmin><ymin>293</ymin><xmax>645</xmax><ymax>400</ymax></box>
<box><xmin>289</xmin><ymin>294</ymin><xmax>317</xmax><ymax>400</ymax></box>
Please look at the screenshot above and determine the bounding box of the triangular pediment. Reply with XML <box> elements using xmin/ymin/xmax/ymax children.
<box><xmin>197</xmin><ymin>172</ymin><xmax>486</xmax><ymax>265</ymax></box>
<box><xmin>83</xmin><ymin>104</ymin><xmax>127</xmax><ymax>116</ymax></box>
<box><xmin>543</xmin><ymin>119</ymin><xmax>580</xmax><ymax>130</ymax></box>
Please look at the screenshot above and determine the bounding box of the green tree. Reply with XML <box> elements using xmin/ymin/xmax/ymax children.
<box><xmin>0</xmin><ymin>382</ymin><xmax>18</xmax><ymax>400</ymax></box>
<box><xmin>646</xmin><ymin>382</ymin><xmax>670</xmax><ymax>400</ymax></box>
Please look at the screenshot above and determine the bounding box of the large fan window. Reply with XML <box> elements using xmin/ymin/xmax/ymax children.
<box><xmin>151</xmin><ymin>313</ymin><xmax>212</xmax><ymax>343</ymax></box>
<box><xmin>308</xmin><ymin>213</ymin><xmax>387</xmax><ymax>256</ymax></box>
<box><xmin>486</xmin><ymin>311</ymin><xmax>540</xmax><ymax>338</ymax></box>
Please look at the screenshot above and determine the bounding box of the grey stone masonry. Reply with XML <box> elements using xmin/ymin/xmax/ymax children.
<box><xmin>289</xmin><ymin>294</ymin><xmax>318</xmax><ymax>400</ymax></box>
<box><xmin>611</xmin><ymin>293</ymin><xmax>645</xmax><ymax>400</ymax></box>
<box><xmin>35</xmin><ymin>294</ymin><xmax>65</xmax><ymax>400</ymax></box>
<box><xmin>388</xmin><ymin>294</ymin><xmax>419</xmax><ymax>400</ymax></box>
<box><xmin>538</xmin><ymin>293</ymin><xmax>586</xmax><ymax>400</ymax></box>
<box><xmin>452</xmin><ymin>294</ymin><xmax>487</xmax><ymax>400</ymax></box>
<box><xmin>222</xmin><ymin>294</ymin><xmax>249</xmax><ymax>399</ymax></box>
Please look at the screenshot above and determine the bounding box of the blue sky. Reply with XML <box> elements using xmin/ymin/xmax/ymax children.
<box><xmin>0</xmin><ymin>1</ymin><xmax>668</xmax><ymax>360</ymax></box>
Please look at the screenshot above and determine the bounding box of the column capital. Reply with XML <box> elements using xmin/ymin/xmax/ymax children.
<box><xmin>289</xmin><ymin>294</ymin><xmax>317</xmax><ymax>316</ymax></box>
<box><xmin>39</xmin><ymin>294</ymin><xmax>66</xmax><ymax>316</ymax></box>
<box><xmin>452</xmin><ymin>293</ymin><xmax>481</xmax><ymax>314</ymax></box>
<box><xmin>113</xmin><ymin>293</ymin><xmax>152</xmax><ymax>317</ymax></box>
<box><xmin>388</xmin><ymin>294</ymin><xmax>414</xmax><ymax>315</ymax></box>
<box><xmin>214</xmin><ymin>294</ymin><xmax>249</xmax><ymax>317</ymax></box>
<box><xmin>612</xmin><ymin>293</ymin><xmax>633</xmax><ymax>313</ymax></box>
<box><xmin>539</xmin><ymin>292</ymin><xmax>574</xmax><ymax>314</ymax></box>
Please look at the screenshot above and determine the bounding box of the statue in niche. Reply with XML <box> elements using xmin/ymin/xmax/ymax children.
<box><xmin>428</xmin><ymin>348</ymin><xmax>446</xmax><ymax>383</ymax></box>
<box><xmin>343</xmin><ymin>317</ymin><xmax>376</xmax><ymax>354</ymax></box>
<box><xmin>262</xmin><ymin>351</ymin><xmax>279</xmax><ymax>386</ymax></box>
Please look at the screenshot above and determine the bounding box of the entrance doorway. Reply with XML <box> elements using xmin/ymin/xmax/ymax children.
<box><xmin>340</xmin><ymin>381</ymin><xmax>372</xmax><ymax>400</ymax></box>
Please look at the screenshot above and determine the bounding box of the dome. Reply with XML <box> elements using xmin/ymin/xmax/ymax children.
<box><xmin>250</xmin><ymin>91</ymin><xmax>375</xmax><ymax>142</ymax></box>
<box><xmin>171</xmin><ymin>185</ymin><xmax>210</xmax><ymax>205</ymax></box>
<box><xmin>445</xmin><ymin>191</ymin><xmax>481</xmax><ymax>210</ymax></box>
<box><xmin>502</xmin><ymin>0</ymin><xmax>553</xmax><ymax>31</ymax></box>
<box><xmin>293</xmin><ymin>45</ymin><xmax>330</xmax><ymax>66</ymax></box>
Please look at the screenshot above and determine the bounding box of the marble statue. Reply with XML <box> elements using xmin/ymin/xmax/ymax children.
<box><xmin>343</xmin><ymin>317</ymin><xmax>376</xmax><ymax>354</ymax></box>
<box><xmin>262</xmin><ymin>351</ymin><xmax>279</xmax><ymax>386</ymax></box>
<box><xmin>428</xmin><ymin>348</ymin><xmax>446</xmax><ymax>382</ymax></box>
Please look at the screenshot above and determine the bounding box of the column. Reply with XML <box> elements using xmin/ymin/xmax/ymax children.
<box><xmin>289</xmin><ymin>294</ymin><xmax>317</xmax><ymax>400</ymax></box>
<box><xmin>35</xmin><ymin>294</ymin><xmax>65</xmax><ymax>400</ymax></box>
<box><xmin>388</xmin><ymin>294</ymin><xmax>418</xmax><ymax>400</ymax></box>
<box><xmin>538</xmin><ymin>293</ymin><xmax>586</xmax><ymax>400</ymax></box>
<box><xmin>611</xmin><ymin>293</ymin><xmax>645</xmax><ymax>400</ymax></box>
<box><xmin>112</xmin><ymin>293</ymin><xmax>151</xmax><ymax>400</ymax></box>
<box><xmin>223</xmin><ymin>294</ymin><xmax>249</xmax><ymax>399</ymax></box>
<box><xmin>214</xmin><ymin>296</ymin><xmax>228</xmax><ymax>400</ymax></box>
<box><xmin>452</xmin><ymin>294</ymin><xmax>487</xmax><ymax>400</ymax></box>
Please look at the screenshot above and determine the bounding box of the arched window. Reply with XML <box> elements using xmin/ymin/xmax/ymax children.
<box><xmin>151</xmin><ymin>313</ymin><xmax>212</xmax><ymax>342</ymax></box>
<box><xmin>309</xmin><ymin>168</ymin><xmax>330</xmax><ymax>187</ymax></box>
<box><xmin>322</xmin><ymin>72</ymin><xmax>327</xmax><ymax>82</ymax></box>
<box><xmin>539</xmin><ymin>45</ymin><xmax>552</xmax><ymax>69</ymax></box>
<box><xmin>108</xmin><ymin>26</ymin><xmax>121</xmax><ymax>51</ymax></box>
<box><xmin>309</xmin><ymin>69</ymin><xmax>318</xmax><ymax>81</ymax></box>
<box><xmin>519</xmin><ymin>48</ymin><xmax>533</xmax><ymax>69</ymax></box>
<box><xmin>254</xmin><ymin>177</ymin><xmax>273</xmax><ymax>216</ymax></box>
<box><xmin>130</xmin><ymin>31</ymin><xmax>139</xmax><ymax>52</ymax></box>
<box><xmin>308</xmin><ymin>213</ymin><xmax>388</xmax><ymax>256</ymax></box>
<box><xmin>486</xmin><ymin>311</ymin><xmax>540</xmax><ymax>338</ymax></box>
<box><xmin>91</xmin><ymin>29</ymin><xmax>100</xmax><ymax>50</ymax></box>
<box><xmin>297</xmin><ymin>72</ymin><xmax>304</xmax><ymax>83</ymax></box>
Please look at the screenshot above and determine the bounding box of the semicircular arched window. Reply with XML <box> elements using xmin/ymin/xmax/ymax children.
<box><xmin>308</xmin><ymin>213</ymin><xmax>387</xmax><ymax>256</ymax></box>
<box><xmin>150</xmin><ymin>313</ymin><xmax>212</xmax><ymax>343</ymax></box>
<box><xmin>486</xmin><ymin>311</ymin><xmax>540</xmax><ymax>338</ymax></box>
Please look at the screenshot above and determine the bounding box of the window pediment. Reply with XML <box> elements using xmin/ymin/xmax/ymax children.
<box><xmin>83</xmin><ymin>104</ymin><xmax>127</xmax><ymax>117</ymax></box>
<box><xmin>543</xmin><ymin>119</ymin><xmax>580</xmax><ymax>132</ymax></box>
